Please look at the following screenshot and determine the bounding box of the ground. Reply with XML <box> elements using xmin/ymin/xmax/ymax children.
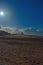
<box><xmin>0</xmin><ymin>35</ymin><xmax>43</xmax><ymax>65</ymax></box>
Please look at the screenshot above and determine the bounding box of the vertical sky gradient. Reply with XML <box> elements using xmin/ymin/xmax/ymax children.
<box><xmin>0</xmin><ymin>0</ymin><xmax>43</xmax><ymax>29</ymax></box>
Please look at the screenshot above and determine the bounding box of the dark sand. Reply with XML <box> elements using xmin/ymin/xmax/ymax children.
<box><xmin>0</xmin><ymin>35</ymin><xmax>43</xmax><ymax>65</ymax></box>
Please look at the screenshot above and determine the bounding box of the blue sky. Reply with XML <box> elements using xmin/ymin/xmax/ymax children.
<box><xmin>0</xmin><ymin>0</ymin><xmax>43</xmax><ymax>29</ymax></box>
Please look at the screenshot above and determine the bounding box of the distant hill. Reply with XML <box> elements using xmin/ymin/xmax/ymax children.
<box><xmin>0</xmin><ymin>31</ymin><xmax>10</xmax><ymax>36</ymax></box>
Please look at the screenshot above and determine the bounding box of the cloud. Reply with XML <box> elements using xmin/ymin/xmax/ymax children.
<box><xmin>0</xmin><ymin>26</ymin><xmax>43</xmax><ymax>36</ymax></box>
<box><xmin>36</xmin><ymin>29</ymin><xmax>41</xmax><ymax>32</ymax></box>
<box><xmin>0</xmin><ymin>26</ymin><xmax>20</xmax><ymax>34</ymax></box>
<box><xmin>28</xmin><ymin>27</ymin><xmax>33</xmax><ymax>30</ymax></box>
<box><xmin>19</xmin><ymin>27</ymin><xmax>43</xmax><ymax>36</ymax></box>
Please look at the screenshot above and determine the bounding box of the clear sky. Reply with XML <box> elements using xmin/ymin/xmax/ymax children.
<box><xmin>0</xmin><ymin>0</ymin><xmax>43</xmax><ymax>29</ymax></box>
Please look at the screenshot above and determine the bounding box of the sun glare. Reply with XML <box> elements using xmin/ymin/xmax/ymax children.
<box><xmin>0</xmin><ymin>11</ymin><xmax>4</xmax><ymax>16</ymax></box>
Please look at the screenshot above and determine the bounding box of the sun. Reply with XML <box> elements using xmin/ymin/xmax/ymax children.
<box><xmin>0</xmin><ymin>11</ymin><xmax>4</xmax><ymax>16</ymax></box>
